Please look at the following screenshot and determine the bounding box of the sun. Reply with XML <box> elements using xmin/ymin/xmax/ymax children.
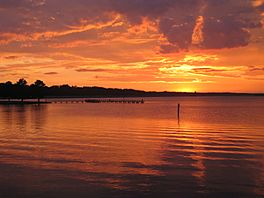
<box><xmin>177</xmin><ymin>87</ymin><xmax>196</xmax><ymax>93</ymax></box>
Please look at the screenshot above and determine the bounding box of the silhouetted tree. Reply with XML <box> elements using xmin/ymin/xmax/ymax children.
<box><xmin>31</xmin><ymin>80</ymin><xmax>46</xmax><ymax>103</ymax></box>
<box><xmin>16</xmin><ymin>78</ymin><xmax>27</xmax><ymax>86</ymax></box>
<box><xmin>15</xmin><ymin>78</ymin><xmax>28</xmax><ymax>102</ymax></box>
<box><xmin>4</xmin><ymin>81</ymin><xmax>12</xmax><ymax>86</ymax></box>
<box><xmin>34</xmin><ymin>80</ymin><xmax>45</xmax><ymax>88</ymax></box>
<box><xmin>0</xmin><ymin>81</ymin><xmax>14</xmax><ymax>101</ymax></box>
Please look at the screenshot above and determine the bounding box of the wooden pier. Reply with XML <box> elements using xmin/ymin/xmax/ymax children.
<box><xmin>0</xmin><ymin>99</ymin><xmax>144</xmax><ymax>105</ymax></box>
<box><xmin>51</xmin><ymin>100</ymin><xmax>86</xmax><ymax>104</ymax></box>
<box><xmin>50</xmin><ymin>99</ymin><xmax>144</xmax><ymax>104</ymax></box>
<box><xmin>85</xmin><ymin>99</ymin><xmax>144</xmax><ymax>104</ymax></box>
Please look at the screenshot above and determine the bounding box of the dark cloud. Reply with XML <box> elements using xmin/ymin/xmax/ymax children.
<box><xmin>4</xmin><ymin>55</ymin><xmax>18</xmax><ymax>59</ymax></box>
<box><xmin>158</xmin><ymin>0</ymin><xmax>263</xmax><ymax>52</ymax></box>
<box><xmin>202</xmin><ymin>17</ymin><xmax>251</xmax><ymax>49</ymax></box>
<box><xmin>0</xmin><ymin>0</ymin><xmax>25</xmax><ymax>8</ymax></box>
<box><xmin>76</xmin><ymin>68</ymin><xmax>110</xmax><ymax>72</ymax></box>
<box><xmin>159</xmin><ymin>44</ymin><xmax>179</xmax><ymax>54</ymax></box>
<box><xmin>159</xmin><ymin>17</ymin><xmax>196</xmax><ymax>52</ymax></box>
<box><xmin>190</xmin><ymin>67</ymin><xmax>244</xmax><ymax>78</ymax></box>
<box><xmin>108</xmin><ymin>0</ymin><xmax>179</xmax><ymax>24</ymax></box>
<box><xmin>248</xmin><ymin>66</ymin><xmax>264</xmax><ymax>71</ymax></box>
<box><xmin>113</xmin><ymin>0</ymin><xmax>263</xmax><ymax>51</ymax></box>
<box><xmin>192</xmin><ymin>67</ymin><xmax>227</xmax><ymax>73</ymax></box>
<box><xmin>44</xmin><ymin>72</ymin><xmax>58</xmax><ymax>75</ymax></box>
<box><xmin>0</xmin><ymin>0</ymin><xmax>263</xmax><ymax>53</ymax></box>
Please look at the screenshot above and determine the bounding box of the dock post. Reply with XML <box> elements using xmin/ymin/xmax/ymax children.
<box><xmin>177</xmin><ymin>104</ymin><xmax>180</xmax><ymax>119</ymax></box>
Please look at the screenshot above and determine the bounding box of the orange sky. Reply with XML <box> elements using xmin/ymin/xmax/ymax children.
<box><xmin>0</xmin><ymin>0</ymin><xmax>264</xmax><ymax>92</ymax></box>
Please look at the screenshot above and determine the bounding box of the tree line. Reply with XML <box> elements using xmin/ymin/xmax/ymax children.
<box><xmin>0</xmin><ymin>78</ymin><xmax>148</xmax><ymax>101</ymax></box>
<box><xmin>0</xmin><ymin>79</ymin><xmax>46</xmax><ymax>102</ymax></box>
<box><xmin>1</xmin><ymin>79</ymin><xmax>261</xmax><ymax>101</ymax></box>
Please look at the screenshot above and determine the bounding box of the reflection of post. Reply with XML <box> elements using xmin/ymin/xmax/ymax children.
<box><xmin>177</xmin><ymin>104</ymin><xmax>180</xmax><ymax>120</ymax></box>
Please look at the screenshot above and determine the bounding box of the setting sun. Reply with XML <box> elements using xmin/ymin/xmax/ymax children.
<box><xmin>177</xmin><ymin>87</ymin><xmax>196</xmax><ymax>93</ymax></box>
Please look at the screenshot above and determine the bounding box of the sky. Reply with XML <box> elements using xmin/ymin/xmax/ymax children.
<box><xmin>0</xmin><ymin>0</ymin><xmax>264</xmax><ymax>92</ymax></box>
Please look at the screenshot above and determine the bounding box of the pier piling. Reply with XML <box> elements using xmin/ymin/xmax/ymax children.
<box><xmin>177</xmin><ymin>104</ymin><xmax>180</xmax><ymax>119</ymax></box>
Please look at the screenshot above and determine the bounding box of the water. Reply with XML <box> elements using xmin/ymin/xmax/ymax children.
<box><xmin>0</xmin><ymin>96</ymin><xmax>263</xmax><ymax>198</ymax></box>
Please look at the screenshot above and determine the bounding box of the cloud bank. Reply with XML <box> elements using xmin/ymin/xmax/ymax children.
<box><xmin>0</xmin><ymin>0</ymin><xmax>263</xmax><ymax>53</ymax></box>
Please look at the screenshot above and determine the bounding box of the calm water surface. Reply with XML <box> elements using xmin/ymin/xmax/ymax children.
<box><xmin>0</xmin><ymin>96</ymin><xmax>263</xmax><ymax>198</ymax></box>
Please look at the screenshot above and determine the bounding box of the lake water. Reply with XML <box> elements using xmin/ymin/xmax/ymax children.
<box><xmin>0</xmin><ymin>96</ymin><xmax>263</xmax><ymax>198</ymax></box>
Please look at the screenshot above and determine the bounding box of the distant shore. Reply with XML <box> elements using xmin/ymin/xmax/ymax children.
<box><xmin>32</xmin><ymin>93</ymin><xmax>264</xmax><ymax>98</ymax></box>
<box><xmin>1</xmin><ymin>79</ymin><xmax>263</xmax><ymax>102</ymax></box>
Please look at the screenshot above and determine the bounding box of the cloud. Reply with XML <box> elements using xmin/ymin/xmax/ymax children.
<box><xmin>0</xmin><ymin>0</ymin><xmax>263</xmax><ymax>54</ymax></box>
<box><xmin>159</xmin><ymin>44</ymin><xmax>179</xmax><ymax>54</ymax></box>
<box><xmin>202</xmin><ymin>17</ymin><xmax>251</xmax><ymax>49</ymax></box>
<box><xmin>44</xmin><ymin>72</ymin><xmax>58</xmax><ymax>75</ymax></box>
<box><xmin>192</xmin><ymin>16</ymin><xmax>204</xmax><ymax>45</ymax></box>
<box><xmin>249</xmin><ymin>66</ymin><xmax>264</xmax><ymax>71</ymax></box>
<box><xmin>0</xmin><ymin>0</ymin><xmax>26</xmax><ymax>9</ymax></box>
<box><xmin>76</xmin><ymin>68</ymin><xmax>111</xmax><ymax>72</ymax></box>
<box><xmin>4</xmin><ymin>55</ymin><xmax>19</xmax><ymax>59</ymax></box>
<box><xmin>108</xmin><ymin>0</ymin><xmax>178</xmax><ymax>24</ymax></box>
<box><xmin>159</xmin><ymin>0</ymin><xmax>263</xmax><ymax>52</ymax></box>
<box><xmin>159</xmin><ymin>65</ymin><xmax>246</xmax><ymax>79</ymax></box>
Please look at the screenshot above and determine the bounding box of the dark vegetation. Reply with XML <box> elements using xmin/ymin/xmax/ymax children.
<box><xmin>0</xmin><ymin>78</ymin><xmax>263</xmax><ymax>101</ymax></box>
<box><xmin>0</xmin><ymin>79</ymin><xmax>46</xmax><ymax>102</ymax></box>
